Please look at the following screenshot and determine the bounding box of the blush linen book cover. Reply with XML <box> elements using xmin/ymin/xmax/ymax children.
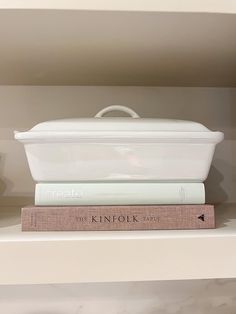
<box><xmin>21</xmin><ymin>205</ymin><xmax>215</xmax><ymax>231</ymax></box>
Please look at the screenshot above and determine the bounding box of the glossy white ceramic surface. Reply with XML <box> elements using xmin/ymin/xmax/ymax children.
<box><xmin>14</xmin><ymin>106</ymin><xmax>224</xmax><ymax>183</ymax></box>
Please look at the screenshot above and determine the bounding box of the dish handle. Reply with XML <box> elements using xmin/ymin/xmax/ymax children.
<box><xmin>95</xmin><ymin>105</ymin><xmax>140</xmax><ymax>118</ymax></box>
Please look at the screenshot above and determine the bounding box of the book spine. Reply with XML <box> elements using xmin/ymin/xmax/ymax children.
<box><xmin>35</xmin><ymin>183</ymin><xmax>205</xmax><ymax>206</ymax></box>
<box><xmin>21</xmin><ymin>205</ymin><xmax>214</xmax><ymax>231</ymax></box>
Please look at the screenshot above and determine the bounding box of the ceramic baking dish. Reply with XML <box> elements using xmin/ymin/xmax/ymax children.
<box><xmin>15</xmin><ymin>105</ymin><xmax>224</xmax><ymax>183</ymax></box>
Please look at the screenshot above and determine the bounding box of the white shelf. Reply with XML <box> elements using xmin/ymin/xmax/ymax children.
<box><xmin>1</xmin><ymin>0</ymin><xmax>236</xmax><ymax>14</ymax></box>
<box><xmin>0</xmin><ymin>204</ymin><xmax>235</xmax><ymax>285</ymax></box>
<box><xmin>0</xmin><ymin>6</ymin><xmax>236</xmax><ymax>86</ymax></box>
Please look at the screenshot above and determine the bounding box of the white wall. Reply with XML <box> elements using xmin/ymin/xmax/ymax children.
<box><xmin>0</xmin><ymin>86</ymin><xmax>235</xmax><ymax>205</ymax></box>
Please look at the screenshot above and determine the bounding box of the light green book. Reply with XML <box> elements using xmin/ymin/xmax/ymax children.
<box><xmin>35</xmin><ymin>183</ymin><xmax>205</xmax><ymax>206</ymax></box>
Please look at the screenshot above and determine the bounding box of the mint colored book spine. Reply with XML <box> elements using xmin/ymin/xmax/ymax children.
<box><xmin>35</xmin><ymin>183</ymin><xmax>205</xmax><ymax>206</ymax></box>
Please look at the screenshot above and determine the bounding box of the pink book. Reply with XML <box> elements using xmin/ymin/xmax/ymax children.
<box><xmin>21</xmin><ymin>205</ymin><xmax>215</xmax><ymax>231</ymax></box>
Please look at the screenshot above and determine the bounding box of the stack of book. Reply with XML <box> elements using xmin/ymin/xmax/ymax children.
<box><xmin>21</xmin><ymin>182</ymin><xmax>215</xmax><ymax>231</ymax></box>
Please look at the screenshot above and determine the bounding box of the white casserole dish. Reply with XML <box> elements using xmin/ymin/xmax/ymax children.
<box><xmin>15</xmin><ymin>105</ymin><xmax>224</xmax><ymax>183</ymax></box>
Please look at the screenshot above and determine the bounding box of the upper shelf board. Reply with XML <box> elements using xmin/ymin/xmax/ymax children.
<box><xmin>1</xmin><ymin>0</ymin><xmax>236</xmax><ymax>14</ymax></box>
<box><xmin>0</xmin><ymin>8</ymin><xmax>236</xmax><ymax>86</ymax></box>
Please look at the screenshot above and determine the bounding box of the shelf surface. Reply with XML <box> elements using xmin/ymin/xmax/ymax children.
<box><xmin>0</xmin><ymin>204</ymin><xmax>235</xmax><ymax>285</ymax></box>
<box><xmin>1</xmin><ymin>0</ymin><xmax>236</xmax><ymax>14</ymax></box>
<box><xmin>0</xmin><ymin>9</ymin><xmax>236</xmax><ymax>86</ymax></box>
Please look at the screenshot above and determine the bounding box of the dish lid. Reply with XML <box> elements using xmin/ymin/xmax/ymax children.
<box><xmin>27</xmin><ymin>105</ymin><xmax>210</xmax><ymax>132</ymax></box>
<box><xmin>14</xmin><ymin>105</ymin><xmax>224</xmax><ymax>143</ymax></box>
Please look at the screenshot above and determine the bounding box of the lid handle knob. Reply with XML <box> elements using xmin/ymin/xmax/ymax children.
<box><xmin>95</xmin><ymin>105</ymin><xmax>140</xmax><ymax>119</ymax></box>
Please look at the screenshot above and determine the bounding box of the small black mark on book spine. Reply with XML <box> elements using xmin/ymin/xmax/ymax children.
<box><xmin>198</xmin><ymin>214</ymin><xmax>205</xmax><ymax>222</ymax></box>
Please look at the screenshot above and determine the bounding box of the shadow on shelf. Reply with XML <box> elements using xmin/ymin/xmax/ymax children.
<box><xmin>205</xmin><ymin>163</ymin><xmax>228</xmax><ymax>204</ymax></box>
<box><xmin>0</xmin><ymin>153</ymin><xmax>8</xmax><ymax>197</ymax></box>
<box><xmin>0</xmin><ymin>153</ymin><xmax>32</xmax><ymax>228</ymax></box>
<box><xmin>0</xmin><ymin>153</ymin><xmax>33</xmax><ymax>210</ymax></box>
<box><xmin>0</xmin><ymin>206</ymin><xmax>21</xmax><ymax>228</ymax></box>
<box><xmin>215</xmin><ymin>204</ymin><xmax>236</xmax><ymax>228</ymax></box>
